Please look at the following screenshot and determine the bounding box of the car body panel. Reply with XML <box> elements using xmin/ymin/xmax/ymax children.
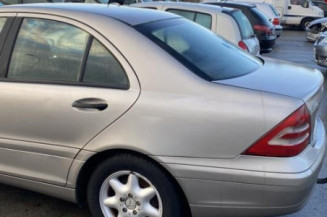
<box><xmin>0</xmin><ymin>4</ymin><xmax>323</xmax><ymax>217</ymax></box>
<box><xmin>0</xmin><ymin>9</ymin><xmax>141</xmax><ymax>186</ymax></box>
<box><xmin>157</xmin><ymin>117</ymin><xmax>326</xmax><ymax>217</ymax></box>
<box><xmin>216</xmin><ymin>57</ymin><xmax>324</xmax><ymax>102</ymax></box>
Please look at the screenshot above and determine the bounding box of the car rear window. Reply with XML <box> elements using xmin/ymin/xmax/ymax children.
<box><xmin>250</xmin><ymin>7</ymin><xmax>271</xmax><ymax>24</ymax></box>
<box><xmin>230</xmin><ymin>10</ymin><xmax>254</xmax><ymax>39</ymax></box>
<box><xmin>269</xmin><ymin>5</ymin><xmax>279</xmax><ymax>17</ymax></box>
<box><xmin>136</xmin><ymin>18</ymin><xmax>261</xmax><ymax>81</ymax></box>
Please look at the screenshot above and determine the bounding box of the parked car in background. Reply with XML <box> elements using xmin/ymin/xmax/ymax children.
<box><xmin>208</xmin><ymin>0</ymin><xmax>324</xmax><ymax>29</ymax></box>
<box><xmin>243</xmin><ymin>2</ymin><xmax>283</xmax><ymax>37</ymax></box>
<box><xmin>132</xmin><ymin>2</ymin><xmax>260</xmax><ymax>55</ymax></box>
<box><xmin>205</xmin><ymin>1</ymin><xmax>276</xmax><ymax>53</ymax></box>
<box><xmin>0</xmin><ymin>0</ymin><xmax>82</xmax><ymax>4</ymax></box>
<box><xmin>314</xmin><ymin>31</ymin><xmax>327</xmax><ymax>66</ymax></box>
<box><xmin>0</xmin><ymin>4</ymin><xmax>325</xmax><ymax>217</ymax></box>
<box><xmin>306</xmin><ymin>17</ymin><xmax>327</xmax><ymax>41</ymax></box>
<box><xmin>0</xmin><ymin>0</ymin><xmax>64</xmax><ymax>4</ymax></box>
<box><xmin>313</xmin><ymin>0</ymin><xmax>327</xmax><ymax>17</ymax></box>
<box><xmin>84</xmin><ymin>0</ymin><xmax>179</xmax><ymax>5</ymax></box>
<box><xmin>0</xmin><ymin>0</ymin><xmax>179</xmax><ymax>5</ymax></box>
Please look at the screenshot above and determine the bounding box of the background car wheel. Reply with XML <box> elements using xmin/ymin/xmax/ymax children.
<box><xmin>87</xmin><ymin>153</ymin><xmax>186</xmax><ymax>217</ymax></box>
<box><xmin>301</xmin><ymin>18</ymin><xmax>314</xmax><ymax>30</ymax></box>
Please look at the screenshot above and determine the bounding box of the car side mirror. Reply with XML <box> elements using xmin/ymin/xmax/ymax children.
<box><xmin>288</xmin><ymin>6</ymin><xmax>292</xmax><ymax>9</ymax></box>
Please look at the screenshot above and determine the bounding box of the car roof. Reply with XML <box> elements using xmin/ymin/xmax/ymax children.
<box><xmin>207</xmin><ymin>1</ymin><xmax>256</xmax><ymax>8</ymax></box>
<box><xmin>132</xmin><ymin>2</ymin><xmax>236</xmax><ymax>14</ymax></box>
<box><xmin>0</xmin><ymin>3</ymin><xmax>179</xmax><ymax>26</ymax></box>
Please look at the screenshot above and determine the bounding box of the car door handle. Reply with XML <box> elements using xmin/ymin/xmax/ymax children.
<box><xmin>72</xmin><ymin>98</ymin><xmax>108</xmax><ymax>111</ymax></box>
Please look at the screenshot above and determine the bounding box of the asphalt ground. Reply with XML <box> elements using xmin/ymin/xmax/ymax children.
<box><xmin>0</xmin><ymin>29</ymin><xmax>326</xmax><ymax>217</ymax></box>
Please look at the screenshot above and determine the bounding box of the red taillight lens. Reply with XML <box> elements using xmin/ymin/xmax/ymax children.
<box><xmin>272</xmin><ymin>18</ymin><xmax>280</xmax><ymax>25</ymax></box>
<box><xmin>238</xmin><ymin>41</ymin><xmax>248</xmax><ymax>51</ymax></box>
<box><xmin>253</xmin><ymin>24</ymin><xmax>273</xmax><ymax>36</ymax></box>
<box><xmin>243</xmin><ymin>104</ymin><xmax>311</xmax><ymax>157</ymax></box>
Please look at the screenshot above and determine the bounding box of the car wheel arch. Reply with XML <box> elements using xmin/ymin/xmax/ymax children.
<box><xmin>74</xmin><ymin>148</ymin><xmax>192</xmax><ymax>216</ymax></box>
<box><xmin>301</xmin><ymin>17</ymin><xmax>315</xmax><ymax>29</ymax></box>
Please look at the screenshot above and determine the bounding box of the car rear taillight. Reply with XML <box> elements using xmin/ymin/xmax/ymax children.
<box><xmin>243</xmin><ymin>104</ymin><xmax>311</xmax><ymax>157</ymax></box>
<box><xmin>253</xmin><ymin>24</ymin><xmax>273</xmax><ymax>36</ymax></box>
<box><xmin>238</xmin><ymin>41</ymin><xmax>248</xmax><ymax>51</ymax></box>
<box><xmin>272</xmin><ymin>18</ymin><xmax>280</xmax><ymax>25</ymax></box>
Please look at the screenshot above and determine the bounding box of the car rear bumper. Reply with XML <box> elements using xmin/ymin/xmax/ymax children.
<box><xmin>158</xmin><ymin>118</ymin><xmax>326</xmax><ymax>217</ymax></box>
<box><xmin>259</xmin><ymin>37</ymin><xmax>276</xmax><ymax>53</ymax></box>
<box><xmin>275</xmin><ymin>26</ymin><xmax>283</xmax><ymax>37</ymax></box>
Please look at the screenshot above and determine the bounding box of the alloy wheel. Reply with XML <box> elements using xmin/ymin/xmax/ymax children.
<box><xmin>99</xmin><ymin>170</ymin><xmax>163</xmax><ymax>217</ymax></box>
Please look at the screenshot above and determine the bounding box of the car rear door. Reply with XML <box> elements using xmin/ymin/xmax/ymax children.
<box><xmin>0</xmin><ymin>14</ymin><xmax>140</xmax><ymax>186</ymax></box>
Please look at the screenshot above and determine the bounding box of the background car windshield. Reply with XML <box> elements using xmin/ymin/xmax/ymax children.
<box><xmin>136</xmin><ymin>19</ymin><xmax>261</xmax><ymax>81</ymax></box>
<box><xmin>231</xmin><ymin>10</ymin><xmax>254</xmax><ymax>39</ymax></box>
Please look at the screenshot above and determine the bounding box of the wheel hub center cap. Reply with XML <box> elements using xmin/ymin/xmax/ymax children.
<box><xmin>125</xmin><ymin>197</ymin><xmax>137</xmax><ymax>210</ymax></box>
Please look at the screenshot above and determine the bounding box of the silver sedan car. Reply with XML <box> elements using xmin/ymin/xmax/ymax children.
<box><xmin>306</xmin><ymin>17</ymin><xmax>327</xmax><ymax>42</ymax></box>
<box><xmin>314</xmin><ymin>31</ymin><xmax>327</xmax><ymax>67</ymax></box>
<box><xmin>0</xmin><ymin>4</ymin><xmax>324</xmax><ymax>217</ymax></box>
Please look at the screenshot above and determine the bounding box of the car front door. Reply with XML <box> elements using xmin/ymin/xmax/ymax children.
<box><xmin>0</xmin><ymin>15</ymin><xmax>140</xmax><ymax>186</ymax></box>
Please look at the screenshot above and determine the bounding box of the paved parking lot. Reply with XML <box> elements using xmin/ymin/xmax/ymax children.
<box><xmin>0</xmin><ymin>29</ymin><xmax>326</xmax><ymax>217</ymax></box>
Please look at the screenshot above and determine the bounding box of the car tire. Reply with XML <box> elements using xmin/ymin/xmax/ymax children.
<box><xmin>87</xmin><ymin>153</ymin><xmax>185</xmax><ymax>217</ymax></box>
<box><xmin>301</xmin><ymin>18</ymin><xmax>314</xmax><ymax>30</ymax></box>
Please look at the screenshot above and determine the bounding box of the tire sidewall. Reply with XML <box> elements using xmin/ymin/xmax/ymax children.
<box><xmin>301</xmin><ymin>18</ymin><xmax>313</xmax><ymax>30</ymax></box>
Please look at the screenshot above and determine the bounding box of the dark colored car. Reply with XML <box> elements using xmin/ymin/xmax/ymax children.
<box><xmin>313</xmin><ymin>1</ymin><xmax>327</xmax><ymax>17</ymax></box>
<box><xmin>206</xmin><ymin>2</ymin><xmax>276</xmax><ymax>53</ymax></box>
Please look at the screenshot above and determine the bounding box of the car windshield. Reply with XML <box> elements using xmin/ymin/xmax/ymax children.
<box><xmin>231</xmin><ymin>10</ymin><xmax>254</xmax><ymax>39</ymax></box>
<box><xmin>136</xmin><ymin>18</ymin><xmax>262</xmax><ymax>81</ymax></box>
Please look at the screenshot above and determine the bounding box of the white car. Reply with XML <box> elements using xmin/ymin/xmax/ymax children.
<box><xmin>132</xmin><ymin>2</ymin><xmax>260</xmax><ymax>55</ymax></box>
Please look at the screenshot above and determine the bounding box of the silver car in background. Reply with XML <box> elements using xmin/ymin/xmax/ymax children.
<box><xmin>306</xmin><ymin>17</ymin><xmax>327</xmax><ymax>42</ymax></box>
<box><xmin>314</xmin><ymin>31</ymin><xmax>327</xmax><ymax>66</ymax></box>
<box><xmin>0</xmin><ymin>4</ymin><xmax>324</xmax><ymax>217</ymax></box>
<box><xmin>132</xmin><ymin>2</ymin><xmax>261</xmax><ymax>55</ymax></box>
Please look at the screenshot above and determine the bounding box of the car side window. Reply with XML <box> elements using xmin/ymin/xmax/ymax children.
<box><xmin>0</xmin><ymin>18</ymin><xmax>7</xmax><ymax>33</ymax></box>
<box><xmin>194</xmin><ymin>13</ymin><xmax>212</xmax><ymax>29</ymax></box>
<box><xmin>290</xmin><ymin>0</ymin><xmax>300</xmax><ymax>5</ymax></box>
<box><xmin>1</xmin><ymin>0</ymin><xmax>21</xmax><ymax>4</ymax></box>
<box><xmin>8</xmin><ymin>18</ymin><xmax>89</xmax><ymax>82</ymax></box>
<box><xmin>83</xmin><ymin>39</ymin><xmax>128</xmax><ymax>87</ymax></box>
<box><xmin>167</xmin><ymin>9</ymin><xmax>211</xmax><ymax>29</ymax></box>
<box><xmin>23</xmin><ymin>0</ymin><xmax>49</xmax><ymax>3</ymax></box>
<box><xmin>300</xmin><ymin>0</ymin><xmax>310</xmax><ymax>8</ymax></box>
<box><xmin>166</xmin><ymin>9</ymin><xmax>196</xmax><ymax>21</ymax></box>
<box><xmin>140</xmin><ymin>7</ymin><xmax>157</xmax><ymax>10</ymax></box>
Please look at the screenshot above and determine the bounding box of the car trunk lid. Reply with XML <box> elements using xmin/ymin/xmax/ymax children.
<box><xmin>214</xmin><ymin>57</ymin><xmax>324</xmax><ymax>146</ymax></box>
